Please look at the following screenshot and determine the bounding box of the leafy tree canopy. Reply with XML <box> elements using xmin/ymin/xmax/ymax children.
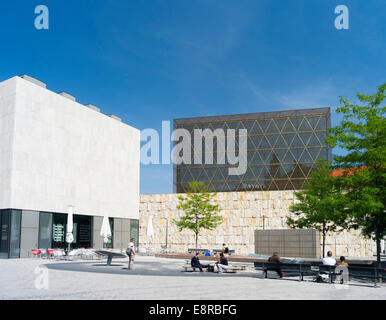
<box><xmin>174</xmin><ymin>181</ymin><xmax>222</xmax><ymax>248</ymax></box>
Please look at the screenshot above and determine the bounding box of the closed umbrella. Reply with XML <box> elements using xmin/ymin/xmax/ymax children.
<box><xmin>66</xmin><ymin>205</ymin><xmax>74</xmax><ymax>253</ymax></box>
<box><xmin>146</xmin><ymin>215</ymin><xmax>154</xmax><ymax>244</ymax></box>
<box><xmin>100</xmin><ymin>215</ymin><xmax>112</xmax><ymax>248</ymax></box>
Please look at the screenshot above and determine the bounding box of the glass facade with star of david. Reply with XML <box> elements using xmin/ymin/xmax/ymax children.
<box><xmin>173</xmin><ymin>107</ymin><xmax>331</xmax><ymax>193</ymax></box>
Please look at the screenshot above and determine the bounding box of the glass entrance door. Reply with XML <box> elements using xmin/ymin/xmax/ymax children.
<box><xmin>9</xmin><ymin>210</ymin><xmax>21</xmax><ymax>258</ymax></box>
<box><xmin>0</xmin><ymin>211</ymin><xmax>10</xmax><ymax>259</ymax></box>
<box><xmin>75</xmin><ymin>215</ymin><xmax>92</xmax><ymax>248</ymax></box>
<box><xmin>0</xmin><ymin>209</ymin><xmax>22</xmax><ymax>259</ymax></box>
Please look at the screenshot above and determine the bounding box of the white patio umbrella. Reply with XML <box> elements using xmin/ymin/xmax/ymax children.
<box><xmin>66</xmin><ymin>205</ymin><xmax>74</xmax><ymax>253</ymax></box>
<box><xmin>146</xmin><ymin>215</ymin><xmax>154</xmax><ymax>244</ymax></box>
<box><xmin>100</xmin><ymin>215</ymin><xmax>112</xmax><ymax>248</ymax></box>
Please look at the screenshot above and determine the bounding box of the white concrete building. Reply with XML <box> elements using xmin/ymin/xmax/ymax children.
<box><xmin>0</xmin><ymin>75</ymin><xmax>140</xmax><ymax>258</ymax></box>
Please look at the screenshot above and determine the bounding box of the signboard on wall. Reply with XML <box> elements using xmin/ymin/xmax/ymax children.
<box><xmin>53</xmin><ymin>224</ymin><xmax>64</xmax><ymax>242</ymax></box>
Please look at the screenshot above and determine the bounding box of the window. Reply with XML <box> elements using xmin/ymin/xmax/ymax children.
<box><xmin>130</xmin><ymin>219</ymin><xmax>139</xmax><ymax>251</ymax></box>
<box><xmin>39</xmin><ymin>212</ymin><xmax>53</xmax><ymax>249</ymax></box>
<box><xmin>0</xmin><ymin>210</ymin><xmax>10</xmax><ymax>259</ymax></box>
<box><xmin>9</xmin><ymin>210</ymin><xmax>21</xmax><ymax>258</ymax></box>
<box><xmin>0</xmin><ymin>210</ymin><xmax>22</xmax><ymax>259</ymax></box>
<box><xmin>105</xmin><ymin>218</ymin><xmax>114</xmax><ymax>249</ymax></box>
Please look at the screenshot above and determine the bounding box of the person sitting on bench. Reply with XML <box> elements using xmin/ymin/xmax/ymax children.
<box><xmin>268</xmin><ymin>252</ymin><xmax>284</xmax><ymax>278</ymax></box>
<box><xmin>337</xmin><ymin>256</ymin><xmax>348</xmax><ymax>267</ymax></box>
<box><xmin>216</xmin><ymin>253</ymin><xmax>229</xmax><ymax>273</ymax></box>
<box><xmin>317</xmin><ymin>251</ymin><xmax>337</xmax><ymax>282</ymax></box>
<box><xmin>191</xmin><ymin>253</ymin><xmax>209</xmax><ymax>272</ymax></box>
<box><xmin>322</xmin><ymin>251</ymin><xmax>336</xmax><ymax>266</ymax></box>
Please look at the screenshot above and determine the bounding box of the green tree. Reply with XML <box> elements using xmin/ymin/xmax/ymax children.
<box><xmin>174</xmin><ymin>181</ymin><xmax>222</xmax><ymax>249</ymax></box>
<box><xmin>326</xmin><ymin>83</ymin><xmax>386</xmax><ymax>267</ymax></box>
<box><xmin>287</xmin><ymin>161</ymin><xmax>347</xmax><ymax>257</ymax></box>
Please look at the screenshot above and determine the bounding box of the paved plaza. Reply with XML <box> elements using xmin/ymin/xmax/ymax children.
<box><xmin>0</xmin><ymin>256</ymin><xmax>385</xmax><ymax>300</ymax></box>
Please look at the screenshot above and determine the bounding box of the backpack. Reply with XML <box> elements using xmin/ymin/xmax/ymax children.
<box><xmin>207</xmin><ymin>265</ymin><xmax>215</xmax><ymax>272</ymax></box>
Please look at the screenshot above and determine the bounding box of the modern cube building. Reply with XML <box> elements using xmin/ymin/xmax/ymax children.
<box><xmin>0</xmin><ymin>75</ymin><xmax>140</xmax><ymax>258</ymax></box>
<box><xmin>174</xmin><ymin>108</ymin><xmax>331</xmax><ymax>193</ymax></box>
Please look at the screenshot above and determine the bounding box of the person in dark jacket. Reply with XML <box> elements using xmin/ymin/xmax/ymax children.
<box><xmin>268</xmin><ymin>252</ymin><xmax>284</xmax><ymax>278</ymax></box>
<box><xmin>216</xmin><ymin>253</ymin><xmax>229</xmax><ymax>273</ymax></box>
<box><xmin>191</xmin><ymin>253</ymin><xmax>209</xmax><ymax>272</ymax></box>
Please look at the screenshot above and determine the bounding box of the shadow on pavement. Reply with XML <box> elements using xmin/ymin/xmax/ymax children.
<box><xmin>44</xmin><ymin>259</ymin><xmax>257</xmax><ymax>278</ymax></box>
<box><xmin>43</xmin><ymin>259</ymin><xmax>382</xmax><ymax>288</ymax></box>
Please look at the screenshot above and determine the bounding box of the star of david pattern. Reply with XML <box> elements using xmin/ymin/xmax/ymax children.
<box><xmin>174</xmin><ymin>109</ymin><xmax>330</xmax><ymax>193</ymax></box>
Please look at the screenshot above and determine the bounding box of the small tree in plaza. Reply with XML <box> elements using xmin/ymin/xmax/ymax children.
<box><xmin>326</xmin><ymin>83</ymin><xmax>386</xmax><ymax>268</ymax></box>
<box><xmin>287</xmin><ymin>161</ymin><xmax>347</xmax><ymax>257</ymax></box>
<box><xmin>173</xmin><ymin>181</ymin><xmax>222</xmax><ymax>249</ymax></box>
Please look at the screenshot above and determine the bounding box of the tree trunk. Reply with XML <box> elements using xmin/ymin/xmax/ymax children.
<box><xmin>376</xmin><ymin>236</ymin><xmax>382</xmax><ymax>283</ymax></box>
<box><xmin>322</xmin><ymin>224</ymin><xmax>326</xmax><ymax>258</ymax></box>
<box><xmin>376</xmin><ymin>237</ymin><xmax>381</xmax><ymax>268</ymax></box>
<box><xmin>195</xmin><ymin>215</ymin><xmax>199</xmax><ymax>249</ymax></box>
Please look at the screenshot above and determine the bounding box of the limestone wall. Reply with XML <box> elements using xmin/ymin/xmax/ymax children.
<box><xmin>139</xmin><ymin>191</ymin><xmax>373</xmax><ymax>258</ymax></box>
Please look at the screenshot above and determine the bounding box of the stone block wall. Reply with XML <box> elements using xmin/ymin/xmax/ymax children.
<box><xmin>139</xmin><ymin>191</ymin><xmax>373</xmax><ymax>258</ymax></box>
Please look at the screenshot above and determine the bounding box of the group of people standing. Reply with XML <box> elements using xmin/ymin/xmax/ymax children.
<box><xmin>190</xmin><ymin>243</ymin><xmax>230</xmax><ymax>273</ymax></box>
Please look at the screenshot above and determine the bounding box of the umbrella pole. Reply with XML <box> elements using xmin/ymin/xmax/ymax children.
<box><xmin>166</xmin><ymin>219</ymin><xmax>168</xmax><ymax>249</ymax></box>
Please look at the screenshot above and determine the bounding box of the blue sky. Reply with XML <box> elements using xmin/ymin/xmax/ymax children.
<box><xmin>0</xmin><ymin>0</ymin><xmax>385</xmax><ymax>194</ymax></box>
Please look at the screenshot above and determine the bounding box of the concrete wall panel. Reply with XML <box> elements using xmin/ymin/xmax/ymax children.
<box><xmin>0</xmin><ymin>76</ymin><xmax>140</xmax><ymax>220</ymax></box>
<box><xmin>20</xmin><ymin>210</ymin><xmax>39</xmax><ymax>258</ymax></box>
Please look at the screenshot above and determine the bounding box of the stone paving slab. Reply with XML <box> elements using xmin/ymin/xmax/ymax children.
<box><xmin>0</xmin><ymin>256</ymin><xmax>385</xmax><ymax>300</ymax></box>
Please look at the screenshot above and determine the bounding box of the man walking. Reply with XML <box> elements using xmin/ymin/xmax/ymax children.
<box><xmin>127</xmin><ymin>238</ymin><xmax>135</xmax><ymax>270</ymax></box>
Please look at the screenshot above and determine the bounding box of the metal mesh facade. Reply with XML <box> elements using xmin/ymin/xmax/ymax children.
<box><xmin>174</xmin><ymin>108</ymin><xmax>331</xmax><ymax>193</ymax></box>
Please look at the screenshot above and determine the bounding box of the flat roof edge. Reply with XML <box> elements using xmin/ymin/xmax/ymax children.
<box><xmin>19</xmin><ymin>74</ymin><xmax>47</xmax><ymax>89</ymax></box>
<box><xmin>174</xmin><ymin>107</ymin><xmax>331</xmax><ymax>124</ymax></box>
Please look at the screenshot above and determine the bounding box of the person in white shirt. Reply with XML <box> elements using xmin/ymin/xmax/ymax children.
<box><xmin>126</xmin><ymin>238</ymin><xmax>135</xmax><ymax>270</ymax></box>
<box><xmin>322</xmin><ymin>251</ymin><xmax>336</xmax><ymax>266</ymax></box>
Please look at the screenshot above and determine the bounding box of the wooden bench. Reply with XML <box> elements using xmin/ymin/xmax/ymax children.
<box><xmin>254</xmin><ymin>261</ymin><xmax>385</xmax><ymax>287</ymax></box>
<box><xmin>187</xmin><ymin>248</ymin><xmax>209</xmax><ymax>254</ymax></box>
<box><xmin>219</xmin><ymin>263</ymin><xmax>248</xmax><ymax>273</ymax></box>
<box><xmin>182</xmin><ymin>260</ymin><xmax>246</xmax><ymax>273</ymax></box>
<box><xmin>182</xmin><ymin>264</ymin><xmax>200</xmax><ymax>272</ymax></box>
<box><xmin>341</xmin><ymin>266</ymin><xmax>385</xmax><ymax>287</ymax></box>
<box><xmin>212</xmin><ymin>249</ymin><xmax>236</xmax><ymax>255</ymax></box>
<box><xmin>220</xmin><ymin>265</ymin><xmax>246</xmax><ymax>273</ymax></box>
<box><xmin>222</xmin><ymin>268</ymin><xmax>237</xmax><ymax>273</ymax></box>
<box><xmin>307</xmin><ymin>264</ymin><xmax>384</xmax><ymax>286</ymax></box>
<box><xmin>254</xmin><ymin>261</ymin><xmax>326</xmax><ymax>281</ymax></box>
<box><xmin>223</xmin><ymin>265</ymin><xmax>247</xmax><ymax>271</ymax></box>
